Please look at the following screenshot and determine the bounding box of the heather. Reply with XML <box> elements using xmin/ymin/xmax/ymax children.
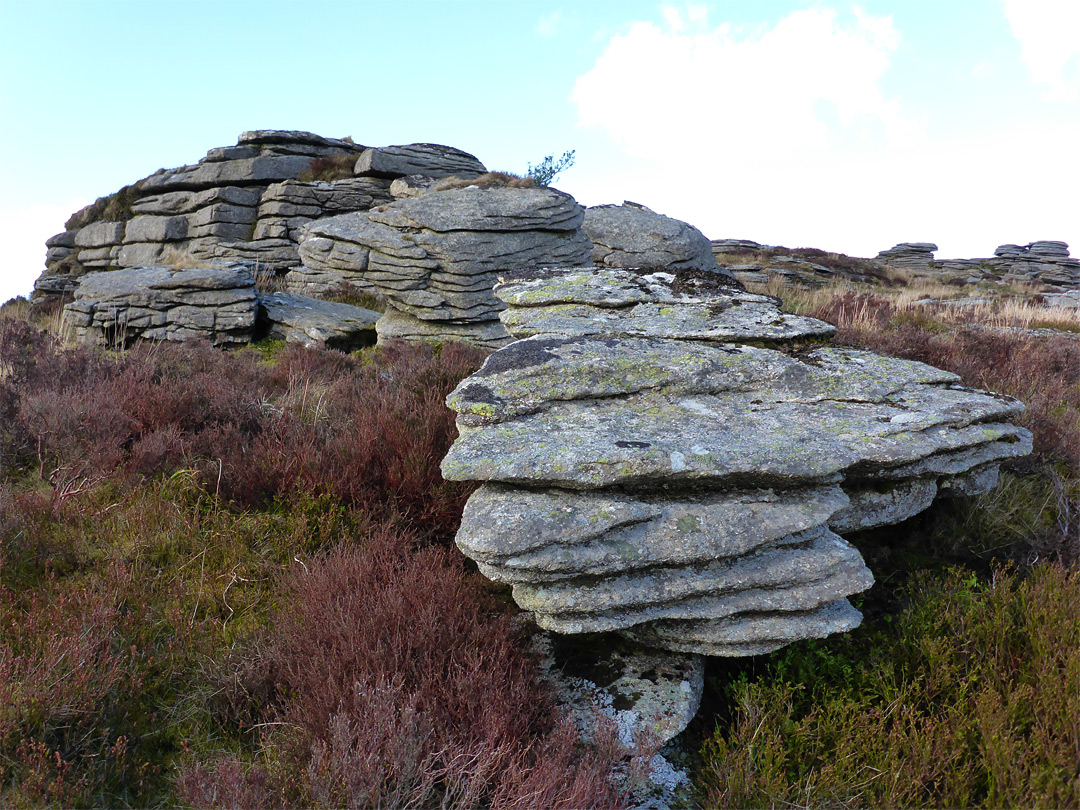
<box><xmin>3</xmin><ymin>275</ymin><xmax>1080</xmax><ymax>808</ymax></box>
<box><xmin>0</xmin><ymin>321</ymin><xmax>625</xmax><ymax>808</ymax></box>
<box><xmin>696</xmin><ymin>281</ymin><xmax>1080</xmax><ymax>809</ymax></box>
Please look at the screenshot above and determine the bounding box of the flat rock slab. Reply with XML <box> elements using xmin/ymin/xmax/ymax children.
<box><xmin>622</xmin><ymin>598</ymin><xmax>864</xmax><ymax>657</ymax></box>
<box><xmin>494</xmin><ymin>267</ymin><xmax>832</xmax><ymax>343</ymax></box>
<box><xmin>516</xmin><ymin>527</ymin><xmax>874</xmax><ymax>635</ymax></box>
<box><xmin>375</xmin><ymin>306</ymin><xmax>511</xmax><ymax>350</ymax></box>
<box><xmin>447</xmin><ymin>336</ymin><xmax>963</xmax><ymax>427</ymax></box>
<box><xmin>258</xmin><ymin>292</ymin><xmax>379</xmax><ymax>350</ymax></box>
<box><xmin>459</xmin><ymin>483</ymin><xmax>850</xmax><ymax>582</ymax></box>
<box><xmin>355</xmin><ymin>143</ymin><xmax>486</xmax><ymax>179</ymax></box>
<box><xmin>442</xmin><ymin>379</ymin><xmax>1028</xmax><ymax>490</ymax></box>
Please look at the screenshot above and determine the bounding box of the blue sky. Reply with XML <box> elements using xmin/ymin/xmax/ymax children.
<box><xmin>2</xmin><ymin>0</ymin><xmax>1079</xmax><ymax>302</ymax></box>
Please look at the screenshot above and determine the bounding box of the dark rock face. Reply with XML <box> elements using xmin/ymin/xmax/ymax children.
<box><xmin>36</xmin><ymin>132</ymin><xmax>488</xmax><ymax>301</ymax></box>
<box><xmin>441</xmin><ymin>267</ymin><xmax>1032</xmax><ymax>658</ymax></box>
<box><xmin>257</xmin><ymin>292</ymin><xmax>379</xmax><ymax>351</ymax></box>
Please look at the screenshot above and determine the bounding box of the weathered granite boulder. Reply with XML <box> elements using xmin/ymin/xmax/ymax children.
<box><xmin>257</xmin><ymin>292</ymin><xmax>380</xmax><ymax>350</ymax></box>
<box><xmin>62</xmin><ymin>265</ymin><xmax>259</xmax><ymax>347</ymax></box>
<box><xmin>584</xmin><ymin>203</ymin><xmax>728</xmax><ymax>277</ymax></box>
<box><xmin>299</xmin><ymin>185</ymin><xmax>592</xmax><ymax>348</ymax></box>
<box><xmin>440</xmin><ymin>266</ymin><xmax>1033</xmax><ymax>659</ymax></box>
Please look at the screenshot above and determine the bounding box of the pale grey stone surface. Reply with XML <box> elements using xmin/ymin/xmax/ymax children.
<box><xmin>75</xmin><ymin>221</ymin><xmax>125</xmax><ymax>248</ymax></box>
<box><xmin>299</xmin><ymin>187</ymin><xmax>592</xmax><ymax>332</ymax></box>
<box><xmin>584</xmin><ymin>203</ymin><xmax>727</xmax><ymax>275</ymax></box>
<box><xmin>374</xmin><ymin>306</ymin><xmax>511</xmax><ymax>350</ymax></box>
<box><xmin>131</xmin><ymin>186</ymin><xmax>261</xmax><ymax>215</ymax></box>
<box><xmin>283</xmin><ymin>266</ymin><xmax>376</xmax><ymax>298</ymax></box>
<box><xmin>123</xmin><ymin>215</ymin><xmax>188</xmax><ymax>243</ymax></box>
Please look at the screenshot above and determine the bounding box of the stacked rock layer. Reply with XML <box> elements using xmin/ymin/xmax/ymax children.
<box><xmin>441</xmin><ymin>267</ymin><xmax>1033</xmax><ymax>656</ymax></box>
<box><xmin>299</xmin><ymin>186</ymin><xmax>592</xmax><ymax>349</ymax></box>
<box><xmin>36</xmin><ymin>132</ymin><xmax>489</xmax><ymax>301</ymax></box>
<box><xmin>63</xmin><ymin>266</ymin><xmax>259</xmax><ymax>347</ymax></box>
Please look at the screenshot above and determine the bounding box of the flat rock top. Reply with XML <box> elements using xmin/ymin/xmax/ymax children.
<box><xmin>366</xmin><ymin>186</ymin><xmax>584</xmax><ymax>233</ymax></box>
<box><xmin>75</xmin><ymin>265</ymin><xmax>255</xmax><ymax>297</ymax></box>
<box><xmin>441</xmin><ymin>324</ymin><xmax>1029</xmax><ymax>491</ymax></box>
<box><xmin>448</xmin><ymin>336</ymin><xmax>963</xmax><ymax>427</ymax></box>
<box><xmin>238</xmin><ymin>130</ymin><xmax>362</xmax><ymax>150</ymax></box>
<box><xmin>496</xmin><ymin>267</ymin><xmax>741</xmax><ymax>308</ymax></box>
<box><xmin>493</xmin><ymin>267</ymin><xmax>833</xmax><ymax>343</ymax></box>
<box><xmin>258</xmin><ymin>292</ymin><xmax>380</xmax><ymax>327</ymax></box>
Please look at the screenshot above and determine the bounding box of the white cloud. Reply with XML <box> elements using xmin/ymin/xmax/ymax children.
<box><xmin>536</xmin><ymin>10</ymin><xmax>565</xmax><ymax>37</ymax></box>
<box><xmin>572</xmin><ymin>6</ymin><xmax>917</xmax><ymax>162</ymax></box>
<box><xmin>562</xmin><ymin>4</ymin><xmax>1080</xmax><ymax>261</ymax></box>
<box><xmin>0</xmin><ymin>200</ymin><xmax>85</xmax><ymax>304</ymax></box>
<box><xmin>1002</xmin><ymin>0</ymin><xmax>1080</xmax><ymax>101</ymax></box>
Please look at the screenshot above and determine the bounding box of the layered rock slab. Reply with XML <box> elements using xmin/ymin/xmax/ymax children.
<box><xmin>62</xmin><ymin>265</ymin><xmax>258</xmax><ymax>347</ymax></box>
<box><xmin>299</xmin><ymin>186</ymin><xmax>591</xmax><ymax>347</ymax></box>
<box><xmin>441</xmin><ymin>267</ymin><xmax>1033</xmax><ymax>658</ymax></box>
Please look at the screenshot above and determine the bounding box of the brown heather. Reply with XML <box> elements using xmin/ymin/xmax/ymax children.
<box><xmin>0</xmin><ymin>320</ymin><xmax>627</xmax><ymax>807</ymax></box>
<box><xmin>432</xmin><ymin>171</ymin><xmax>536</xmax><ymax>191</ymax></box>
<box><xmin>4</xmin><ymin>272</ymin><xmax>1080</xmax><ymax>808</ymax></box>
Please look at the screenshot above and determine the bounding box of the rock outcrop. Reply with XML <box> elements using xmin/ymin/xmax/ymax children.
<box><xmin>440</xmin><ymin>267</ymin><xmax>1033</xmax><ymax>658</ymax></box>
<box><xmin>299</xmin><ymin>185</ymin><xmax>592</xmax><ymax>349</ymax></box>
<box><xmin>36</xmin><ymin>131</ymin><xmax>488</xmax><ymax>303</ymax></box>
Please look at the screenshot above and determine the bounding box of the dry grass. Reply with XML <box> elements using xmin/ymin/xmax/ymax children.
<box><xmin>750</xmin><ymin>275</ymin><xmax>1080</xmax><ymax>333</ymax></box>
<box><xmin>159</xmin><ymin>247</ymin><xmax>217</xmax><ymax>270</ymax></box>
<box><xmin>433</xmin><ymin>171</ymin><xmax>536</xmax><ymax>191</ymax></box>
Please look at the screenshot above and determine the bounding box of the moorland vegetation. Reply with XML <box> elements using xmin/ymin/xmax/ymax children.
<box><xmin>1</xmin><ymin>265</ymin><xmax>1078</xmax><ymax>808</ymax></box>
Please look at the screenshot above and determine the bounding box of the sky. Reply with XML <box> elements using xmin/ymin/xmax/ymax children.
<box><xmin>2</xmin><ymin>0</ymin><xmax>1079</xmax><ymax>303</ymax></box>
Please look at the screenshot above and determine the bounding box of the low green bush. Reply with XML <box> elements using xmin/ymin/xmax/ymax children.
<box><xmin>699</xmin><ymin>563</ymin><xmax>1080</xmax><ymax>809</ymax></box>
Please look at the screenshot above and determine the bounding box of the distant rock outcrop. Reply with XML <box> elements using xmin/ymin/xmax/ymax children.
<box><xmin>35</xmin><ymin>131</ymin><xmax>489</xmax><ymax>303</ymax></box>
<box><xmin>440</xmin><ymin>266</ymin><xmax>1033</xmax><ymax>657</ymax></box>
<box><xmin>877</xmin><ymin>240</ymin><xmax>1080</xmax><ymax>287</ymax></box>
<box><xmin>876</xmin><ymin>242</ymin><xmax>939</xmax><ymax>271</ymax></box>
